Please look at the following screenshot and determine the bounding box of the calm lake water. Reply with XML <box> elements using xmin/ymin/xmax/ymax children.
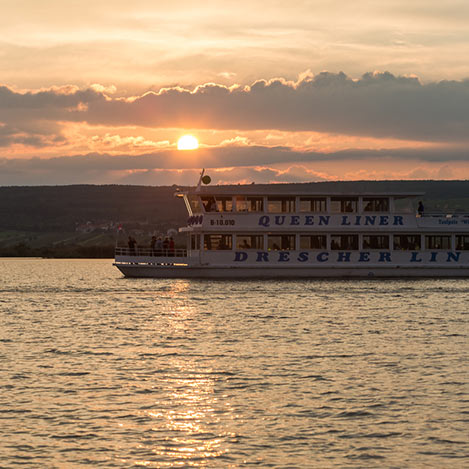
<box><xmin>1</xmin><ymin>258</ymin><xmax>468</xmax><ymax>468</ymax></box>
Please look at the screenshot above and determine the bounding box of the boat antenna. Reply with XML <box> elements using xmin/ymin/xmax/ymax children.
<box><xmin>195</xmin><ymin>168</ymin><xmax>205</xmax><ymax>192</ymax></box>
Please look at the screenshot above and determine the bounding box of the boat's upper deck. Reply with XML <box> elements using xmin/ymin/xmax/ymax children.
<box><xmin>179</xmin><ymin>186</ymin><xmax>423</xmax><ymax>213</ymax></box>
<box><xmin>174</xmin><ymin>186</ymin><xmax>469</xmax><ymax>233</ymax></box>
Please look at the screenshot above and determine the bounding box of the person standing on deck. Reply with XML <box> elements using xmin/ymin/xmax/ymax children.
<box><xmin>128</xmin><ymin>236</ymin><xmax>137</xmax><ymax>254</ymax></box>
<box><xmin>155</xmin><ymin>237</ymin><xmax>163</xmax><ymax>256</ymax></box>
<box><xmin>418</xmin><ymin>201</ymin><xmax>424</xmax><ymax>217</ymax></box>
<box><xmin>163</xmin><ymin>237</ymin><xmax>169</xmax><ymax>255</ymax></box>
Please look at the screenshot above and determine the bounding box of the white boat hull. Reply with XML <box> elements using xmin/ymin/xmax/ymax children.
<box><xmin>114</xmin><ymin>263</ymin><xmax>469</xmax><ymax>278</ymax></box>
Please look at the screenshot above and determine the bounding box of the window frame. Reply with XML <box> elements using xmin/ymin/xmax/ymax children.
<box><xmin>299</xmin><ymin>234</ymin><xmax>327</xmax><ymax>250</ymax></box>
<box><xmin>362</xmin><ymin>234</ymin><xmax>390</xmax><ymax>250</ymax></box>
<box><xmin>267</xmin><ymin>234</ymin><xmax>296</xmax><ymax>250</ymax></box>
<box><xmin>330</xmin><ymin>234</ymin><xmax>359</xmax><ymax>250</ymax></box>
<box><xmin>267</xmin><ymin>196</ymin><xmax>296</xmax><ymax>213</ymax></box>
<box><xmin>203</xmin><ymin>234</ymin><xmax>233</xmax><ymax>250</ymax></box>
<box><xmin>393</xmin><ymin>234</ymin><xmax>421</xmax><ymax>251</ymax></box>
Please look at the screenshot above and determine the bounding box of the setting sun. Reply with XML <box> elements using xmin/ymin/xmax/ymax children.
<box><xmin>177</xmin><ymin>135</ymin><xmax>199</xmax><ymax>150</ymax></box>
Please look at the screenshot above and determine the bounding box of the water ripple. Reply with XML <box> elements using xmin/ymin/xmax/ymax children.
<box><xmin>0</xmin><ymin>258</ymin><xmax>468</xmax><ymax>468</ymax></box>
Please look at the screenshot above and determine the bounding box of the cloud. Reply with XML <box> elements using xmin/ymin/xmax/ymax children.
<box><xmin>275</xmin><ymin>165</ymin><xmax>330</xmax><ymax>183</ymax></box>
<box><xmin>90</xmin><ymin>133</ymin><xmax>170</xmax><ymax>151</ymax></box>
<box><xmin>205</xmin><ymin>166</ymin><xmax>329</xmax><ymax>185</ymax></box>
<box><xmin>1</xmin><ymin>145</ymin><xmax>469</xmax><ymax>174</ymax></box>
<box><xmin>436</xmin><ymin>165</ymin><xmax>454</xmax><ymax>179</ymax></box>
<box><xmin>1</xmin><ymin>72</ymin><xmax>469</xmax><ymax>145</ymax></box>
<box><xmin>0</xmin><ymin>123</ymin><xmax>67</xmax><ymax>148</ymax></box>
<box><xmin>0</xmin><ymin>145</ymin><xmax>467</xmax><ymax>185</ymax></box>
<box><xmin>0</xmin><ymin>157</ymin><xmax>329</xmax><ymax>186</ymax></box>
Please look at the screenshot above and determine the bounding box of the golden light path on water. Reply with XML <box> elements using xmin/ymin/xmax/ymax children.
<box><xmin>149</xmin><ymin>312</ymin><xmax>225</xmax><ymax>462</ymax></box>
<box><xmin>127</xmin><ymin>280</ymin><xmax>233</xmax><ymax>466</ymax></box>
<box><xmin>0</xmin><ymin>259</ymin><xmax>468</xmax><ymax>468</ymax></box>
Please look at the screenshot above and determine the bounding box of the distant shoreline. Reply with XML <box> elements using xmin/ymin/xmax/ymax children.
<box><xmin>0</xmin><ymin>256</ymin><xmax>113</xmax><ymax>260</ymax></box>
<box><xmin>0</xmin><ymin>245</ymin><xmax>115</xmax><ymax>259</ymax></box>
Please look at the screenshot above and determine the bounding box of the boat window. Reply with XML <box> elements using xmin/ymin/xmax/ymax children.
<box><xmin>204</xmin><ymin>234</ymin><xmax>232</xmax><ymax>250</ymax></box>
<box><xmin>393</xmin><ymin>234</ymin><xmax>421</xmax><ymax>250</ymax></box>
<box><xmin>456</xmin><ymin>235</ymin><xmax>469</xmax><ymax>250</ymax></box>
<box><xmin>201</xmin><ymin>196</ymin><xmax>217</xmax><ymax>212</ymax></box>
<box><xmin>330</xmin><ymin>235</ymin><xmax>359</xmax><ymax>250</ymax></box>
<box><xmin>362</xmin><ymin>235</ymin><xmax>389</xmax><ymax>250</ymax></box>
<box><xmin>215</xmin><ymin>197</ymin><xmax>233</xmax><ymax>212</ymax></box>
<box><xmin>425</xmin><ymin>235</ymin><xmax>451</xmax><ymax>250</ymax></box>
<box><xmin>235</xmin><ymin>196</ymin><xmax>263</xmax><ymax>212</ymax></box>
<box><xmin>267</xmin><ymin>234</ymin><xmax>296</xmax><ymax>250</ymax></box>
<box><xmin>363</xmin><ymin>197</ymin><xmax>389</xmax><ymax>212</ymax></box>
<box><xmin>236</xmin><ymin>235</ymin><xmax>264</xmax><ymax>250</ymax></box>
<box><xmin>330</xmin><ymin>197</ymin><xmax>358</xmax><ymax>213</ymax></box>
<box><xmin>188</xmin><ymin>195</ymin><xmax>203</xmax><ymax>213</ymax></box>
<box><xmin>394</xmin><ymin>196</ymin><xmax>415</xmax><ymax>213</ymax></box>
<box><xmin>299</xmin><ymin>197</ymin><xmax>326</xmax><ymax>212</ymax></box>
<box><xmin>191</xmin><ymin>234</ymin><xmax>201</xmax><ymax>250</ymax></box>
<box><xmin>267</xmin><ymin>197</ymin><xmax>296</xmax><ymax>213</ymax></box>
<box><xmin>201</xmin><ymin>196</ymin><xmax>233</xmax><ymax>212</ymax></box>
<box><xmin>299</xmin><ymin>235</ymin><xmax>327</xmax><ymax>249</ymax></box>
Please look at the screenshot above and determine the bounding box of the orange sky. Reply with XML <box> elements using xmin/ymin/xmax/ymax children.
<box><xmin>1</xmin><ymin>0</ymin><xmax>468</xmax><ymax>184</ymax></box>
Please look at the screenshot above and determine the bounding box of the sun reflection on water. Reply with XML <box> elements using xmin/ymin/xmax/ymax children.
<box><xmin>137</xmin><ymin>282</ymin><xmax>233</xmax><ymax>466</ymax></box>
<box><xmin>145</xmin><ymin>368</ymin><xmax>230</xmax><ymax>465</ymax></box>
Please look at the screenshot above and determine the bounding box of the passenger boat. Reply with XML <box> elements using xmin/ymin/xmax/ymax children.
<box><xmin>114</xmin><ymin>173</ymin><xmax>469</xmax><ymax>278</ymax></box>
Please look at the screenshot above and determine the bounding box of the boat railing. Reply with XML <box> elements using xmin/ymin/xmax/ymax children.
<box><xmin>115</xmin><ymin>247</ymin><xmax>188</xmax><ymax>257</ymax></box>
<box><xmin>418</xmin><ymin>212</ymin><xmax>469</xmax><ymax>218</ymax></box>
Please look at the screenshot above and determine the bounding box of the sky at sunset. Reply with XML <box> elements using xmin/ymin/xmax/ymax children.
<box><xmin>1</xmin><ymin>0</ymin><xmax>469</xmax><ymax>185</ymax></box>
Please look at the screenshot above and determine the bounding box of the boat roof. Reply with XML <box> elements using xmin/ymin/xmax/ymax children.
<box><xmin>181</xmin><ymin>184</ymin><xmax>424</xmax><ymax>198</ymax></box>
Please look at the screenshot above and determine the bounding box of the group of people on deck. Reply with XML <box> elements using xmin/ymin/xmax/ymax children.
<box><xmin>127</xmin><ymin>235</ymin><xmax>175</xmax><ymax>256</ymax></box>
<box><xmin>151</xmin><ymin>235</ymin><xmax>175</xmax><ymax>256</ymax></box>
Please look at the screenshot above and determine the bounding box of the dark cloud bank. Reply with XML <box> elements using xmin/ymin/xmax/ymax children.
<box><xmin>0</xmin><ymin>146</ymin><xmax>467</xmax><ymax>185</ymax></box>
<box><xmin>1</xmin><ymin>71</ymin><xmax>468</xmax><ymax>184</ymax></box>
<box><xmin>1</xmin><ymin>71</ymin><xmax>469</xmax><ymax>143</ymax></box>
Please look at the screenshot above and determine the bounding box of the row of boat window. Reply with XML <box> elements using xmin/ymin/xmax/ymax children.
<box><xmin>190</xmin><ymin>196</ymin><xmax>391</xmax><ymax>214</ymax></box>
<box><xmin>191</xmin><ymin>234</ymin><xmax>469</xmax><ymax>251</ymax></box>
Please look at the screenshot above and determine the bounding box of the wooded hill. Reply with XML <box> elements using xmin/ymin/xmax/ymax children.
<box><xmin>0</xmin><ymin>185</ymin><xmax>186</xmax><ymax>232</ymax></box>
<box><xmin>0</xmin><ymin>180</ymin><xmax>468</xmax><ymax>257</ymax></box>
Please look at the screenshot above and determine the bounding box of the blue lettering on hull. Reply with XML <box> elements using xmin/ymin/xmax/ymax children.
<box><xmin>447</xmin><ymin>252</ymin><xmax>460</xmax><ymax>262</ymax></box>
<box><xmin>410</xmin><ymin>252</ymin><xmax>422</xmax><ymax>263</ymax></box>
<box><xmin>256</xmin><ymin>252</ymin><xmax>269</xmax><ymax>262</ymax></box>
<box><xmin>234</xmin><ymin>252</ymin><xmax>248</xmax><ymax>262</ymax></box>
<box><xmin>359</xmin><ymin>252</ymin><xmax>370</xmax><ymax>262</ymax></box>
<box><xmin>337</xmin><ymin>252</ymin><xmax>351</xmax><ymax>262</ymax></box>
<box><xmin>278</xmin><ymin>252</ymin><xmax>290</xmax><ymax>262</ymax></box>
<box><xmin>298</xmin><ymin>252</ymin><xmax>309</xmax><ymax>262</ymax></box>
<box><xmin>256</xmin><ymin>214</ymin><xmax>410</xmax><ymax>227</ymax></box>
<box><xmin>231</xmin><ymin>251</ymin><xmax>461</xmax><ymax>264</ymax></box>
